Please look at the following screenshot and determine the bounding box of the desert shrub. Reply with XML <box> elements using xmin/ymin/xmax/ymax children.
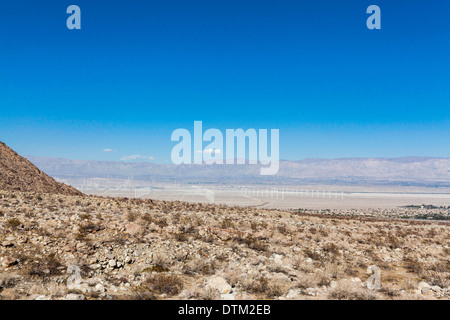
<box><xmin>295</xmin><ymin>273</ymin><xmax>319</xmax><ymax>289</ymax></box>
<box><xmin>24</xmin><ymin>210</ymin><xmax>34</xmax><ymax>218</ymax></box>
<box><xmin>142</xmin><ymin>265</ymin><xmax>169</xmax><ymax>273</ymax></box>
<box><xmin>156</xmin><ymin>218</ymin><xmax>168</xmax><ymax>228</ymax></box>
<box><xmin>0</xmin><ymin>275</ymin><xmax>19</xmax><ymax>292</ymax></box>
<box><xmin>304</xmin><ymin>249</ymin><xmax>322</xmax><ymax>262</ymax></box>
<box><xmin>144</xmin><ymin>274</ymin><xmax>183</xmax><ymax>296</ymax></box>
<box><xmin>241</xmin><ymin>275</ymin><xmax>283</xmax><ymax>298</ymax></box>
<box><xmin>277</xmin><ymin>225</ymin><xmax>290</xmax><ymax>236</ymax></box>
<box><xmin>184</xmin><ymin>259</ymin><xmax>217</xmax><ymax>276</ymax></box>
<box><xmin>79</xmin><ymin>213</ymin><xmax>91</xmax><ymax>220</ymax></box>
<box><xmin>322</xmin><ymin>262</ymin><xmax>344</xmax><ymax>280</ymax></box>
<box><xmin>386</xmin><ymin>234</ymin><xmax>403</xmax><ymax>249</ymax></box>
<box><xmin>142</xmin><ymin>213</ymin><xmax>154</xmax><ymax>224</ymax></box>
<box><xmin>28</xmin><ymin>253</ymin><xmax>63</xmax><ymax>281</ymax></box>
<box><xmin>199</xmin><ymin>287</ymin><xmax>221</xmax><ymax>300</ymax></box>
<box><xmin>250</xmin><ymin>221</ymin><xmax>259</xmax><ymax>231</ymax></box>
<box><xmin>380</xmin><ymin>287</ymin><xmax>400</xmax><ymax>298</ymax></box>
<box><xmin>266</xmin><ymin>284</ymin><xmax>284</xmax><ymax>299</ymax></box>
<box><xmin>322</xmin><ymin>243</ymin><xmax>341</xmax><ymax>261</ymax></box>
<box><xmin>131</xmin><ymin>285</ymin><xmax>157</xmax><ymax>300</ymax></box>
<box><xmin>328</xmin><ymin>280</ymin><xmax>378</xmax><ymax>300</ymax></box>
<box><xmin>220</xmin><ymin>218</ymin><xmax>234</xmax><ymax>229</ymax></box>
<box><xmin>235</xmin><ymin>236</ymin><xmax>267</xmax><ymax>252</ymax></box>
<box><xmin>401</xmin><ymin>278</ymin><xmax>418</xmax><ymax>290</ymax></box>
<box><xmin>194</xmin><ymin>232</ymin><xmax>214</xmax><ymax>244</ymax></box>
<box><xmin>76</xmin><ymin>222</ymin><xmax>101</xmax><ymax>240</ymax></box>
<box><xmin>174</xmin><ymin>232</ymin><xmax>189</xmax><ymax>242</ymax></box>
<box><xmin>6</xmin><ymin>218</ymin><xmax>22</xmax><ymax>229</ymax></box>
<box><xmin>319</xmin><ymin>229</ymin><xmax>329</xmax><ymax>237</ymax></box>
<box><xmin>151</xmin><ymin>253</ymin><xmax>171</xmax><ymax>271</ymax></box>
<box><xmin>403</xmin><ymin>258</ymin><xmax>425</xmax><ymax>275</ymax></box>
<box><xmin>126</xmin><ymin>212</ymin><xmax>137</xmax><ymax>222</ymax></box>
<box><xmin>241</xmin><ymin>276</ymin><xmax>269</xmax><ymax>294</ymax></box>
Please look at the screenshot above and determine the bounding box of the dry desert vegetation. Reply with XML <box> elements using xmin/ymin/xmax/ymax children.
<box><xmin>0</xmin><ymin>190</ymin><xmax>449</xmax><ymax>300</ymax></box>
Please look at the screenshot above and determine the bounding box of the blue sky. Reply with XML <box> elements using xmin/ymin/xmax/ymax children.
<box><xmin>1</xmin><ymin>0</ymin><xmax>449</xmax><ymax>163</ymax></box>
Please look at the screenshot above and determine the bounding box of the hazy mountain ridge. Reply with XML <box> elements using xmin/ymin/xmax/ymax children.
<box><xmin>26</xmin><ymin>156</ymin><xmax>450</xmax><ymax>186</ymax></box>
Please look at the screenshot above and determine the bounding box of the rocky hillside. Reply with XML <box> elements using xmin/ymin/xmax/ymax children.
<box><xmin>0</xmin><ymin>142</ymin><xmax>82</xmax><ymax>196</ymax></box>
<box><xmin>0</xmin><ymin>190</ymin><xmax>449</xmax><ymax>300</ymax></box>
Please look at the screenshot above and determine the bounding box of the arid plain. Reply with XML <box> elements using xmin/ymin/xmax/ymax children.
<box><xmin>1</xmin><ymin>142</ymin><xmax>449</xmax><ymax>300</ymax></box>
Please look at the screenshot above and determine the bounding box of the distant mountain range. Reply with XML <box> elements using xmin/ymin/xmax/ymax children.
<box><xmin>26</xmin><ymin>156</ymin><xmax>450</xmax><ymax>187</ymax></box>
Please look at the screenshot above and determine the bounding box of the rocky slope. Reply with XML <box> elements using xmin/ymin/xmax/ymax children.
<box><xmin>0</xmin><ymin>142</ymin><xmax>82</xmax><ymax>196</ymax></box>
<box><xmin>0</xmin><ymin>190</ymin><xmax>449</xmax><ymax>300</ymax></box>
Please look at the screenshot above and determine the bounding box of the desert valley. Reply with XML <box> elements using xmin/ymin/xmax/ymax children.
<box><xmin>0</xmin><ymin>142</ymin><xmax>449</xmax><ymax>300</ymax></box>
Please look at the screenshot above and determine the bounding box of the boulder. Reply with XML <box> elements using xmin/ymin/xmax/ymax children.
<box><xmin>1</xmin><ymin>256</ymin><xmax>17</xmax><ymax>268</ymax></box>
<box><xmin>206</xmin><ymin>276</ymin><xmax>232</xmax><ymax>295</ymax></box>
<box><xmin>418</xmin><ymin>282</ymin><xmax>431</xmax><ymax>294</ymax></box>
<box><xmin>64</xmin><ymin>294</ymin><xmax>86</xmax><ymax>300</ymax></box>
<box><xmin>125</xmin><ymin>223</ymin><xmax>145</xmax><ymax>237</ymax></box>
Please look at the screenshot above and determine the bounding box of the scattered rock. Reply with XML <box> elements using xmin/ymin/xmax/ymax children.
<box><xmin>95</xmin><ymin>283</ymin><xmax>106</xmax><ymax>293</ymax></box>
<box><xmin>34</xmin><ymin>295</ymin><xmax>52</xmax><ymax>300</ymax></box>
<box><xmin>64</xmin><ymin>294</ymin><xmax>86</xmax><ymax>300</ymax></box>
<box><xmin>125</xmin><ymin>223</ymin><xmax>144</xmax><ymax>237</ymax></box>
<box><xmin>418</xmin><ymin>282</ymin><xmax>431</xmax><ymax>294</ymax></box>
<box><xmin>108</xmin><ymin>259</ymin><xmax>117</xmax><ymax>268</ymax></box>
<box><xmin>1</xmin><ymin>256</ymin><xmax>17</xmax><ymax>268</ymax></box>
<box><xmin>220</xmin><ymin>293</ymin><xmax>236</xmax><ymax>300</ymax></box>
<box><xmin>1</xmin><ymin>241</ymin><xmax>13</xmax><ymax>248</ymax></box>
<box><xmin>206</xmin><ymin>276</ymin><xmax>232</xmax><ymax>295</ymax></box>
<box><xmin>272</xmin><ymin>254</ymin><xmax>283</xmax><ymax>265</ymax></box>
<box><xmin>283</xmin><ymin>288</ymin><xmax>303</xmax><ymax>300</ymax></box>
<box><xmin>431</xmin><ymin>286</ymin><xmax>442</xmax><ymax>293</ymax></box>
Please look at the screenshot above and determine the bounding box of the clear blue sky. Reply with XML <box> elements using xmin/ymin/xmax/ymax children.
<box><xmin>1</xmin><ymin>0</ymin><xmax>449</xmax><ymax>163</ymax></box>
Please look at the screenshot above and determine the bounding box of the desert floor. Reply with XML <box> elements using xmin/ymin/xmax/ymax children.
<box><xmin>0</xmin><ymin>190</ymin><xmax>449</xmax><ymax>300</ymax></box>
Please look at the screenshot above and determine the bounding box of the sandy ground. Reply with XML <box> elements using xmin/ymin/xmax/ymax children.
<box><xmin>81</xmin><ymin>183</ymin><xmax>450</xmax><ymax>210</ymax></box>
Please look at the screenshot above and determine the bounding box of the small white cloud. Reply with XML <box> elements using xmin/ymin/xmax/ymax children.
<box><xmin>196</xmin><ymin>148</ymin><xmax>222</xmax><ymax>154</ymax></box>
<box><xmin>103</xmin><ymin>148</ymin><xmax>114</xmax><ymax>153</ymax></box>
<box><xmin>121</xmin><ymin>154</ymin><xmax>155</xmax><ymax>161</ymax></box>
